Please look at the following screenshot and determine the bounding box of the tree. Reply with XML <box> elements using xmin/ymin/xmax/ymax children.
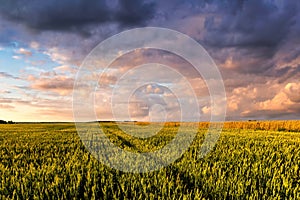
<box><xmin>0</xmin><ymin>120</ymin><xmax>7</xmax><ymax>124</ymax></box>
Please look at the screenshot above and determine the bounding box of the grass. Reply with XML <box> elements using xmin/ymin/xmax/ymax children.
<box><xmin>0</xmin><ymin>121</ymin><xmax>299</xmax><ymax>199</ymax></box>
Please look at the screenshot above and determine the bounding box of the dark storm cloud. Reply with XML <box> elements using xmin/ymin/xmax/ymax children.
<box><xmin>145</xmin><ymin>0</ymin><xmax>300</xmax><ymax>74</ymax></box>
<box><xmin>203</xmin><ymin>0</ymin><xmax>298</xmax><ymax>49</ymax></box>
<box><xmin>115</xmin><ymin>0</ymin><xmax>155</xmax><ymax>26</ymax></box>
<box><xmin>201</xmin><ymin>0</ymin><xmax>300</xmax><ymax>73</ymax></box>
<box><xmin>0</xmin><ymin>0</ymin><xmax>155</xmax><ymax>32</ymax></box>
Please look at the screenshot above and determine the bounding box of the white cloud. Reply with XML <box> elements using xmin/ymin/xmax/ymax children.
<box><xmin>30</xmin><ymin>41</ymin><xmax>39</xmax><ymax>49</ymax></box>
<box><xmin>12</xmin><ymin>55</ymin><xmax>21</xmax><ymax>60</ymax></box>
<box><xmin>43</xmin><ymin>47</ymin><xmax>70</xmax><ymax>64</ymax></box>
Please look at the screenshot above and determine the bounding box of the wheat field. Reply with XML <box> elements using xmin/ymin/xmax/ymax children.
<box><xmin>0</xmin><ymin>121</ymin><xmax>299</xmax><ymax>199</ymax></box>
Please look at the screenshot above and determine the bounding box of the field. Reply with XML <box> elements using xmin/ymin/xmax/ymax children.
<box><xmin>0</xmin><ymin>121</ymin><xmax>300</xmax><ymax>199</ymax></box>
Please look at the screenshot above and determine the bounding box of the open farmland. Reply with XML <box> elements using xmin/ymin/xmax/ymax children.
<box><xmin>0</xmin><ymin>121</ymin><xmax>299</xmax><ymax>199</ymax></box>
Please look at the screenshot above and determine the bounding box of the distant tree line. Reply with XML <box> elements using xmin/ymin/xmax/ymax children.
<box><xmin>0</xmin><ymin>120</ymin><xmax>15</xmax><ymax>124</ymax></box>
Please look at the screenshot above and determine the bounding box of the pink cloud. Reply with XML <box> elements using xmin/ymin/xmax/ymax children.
<box><xmin>28</xmin><ymin>74</ymin><xmax>74</xmax><ymax>95</ymax></box>
<box><xmin>284</xmin><ymin>82</ymin><xmax>300</xmax><ymax>103</ymax></box>
<box><xmin>16</xmin><ymin>48</ymin><xmax>32</xmax><ymax>56</ymax></box>
<box><xmin>0</xmin><ymin>104</ymin><xmax>14</xmax><ymax>109</ymax></box>
<box><xmin>229</xmin><ymin>82</ymin><xmax>300</xmax><ymax>119</ymax></box>
<box><xmin>54</xmin><ymin>65</ymin><xmax>78</xmax><ymax>74</ymax></box>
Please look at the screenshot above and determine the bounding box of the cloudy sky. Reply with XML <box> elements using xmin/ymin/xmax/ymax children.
<box><xmin>0</xmin><ymin>0</ymin><xmax>300</xmax><ymax>122</ymax></box>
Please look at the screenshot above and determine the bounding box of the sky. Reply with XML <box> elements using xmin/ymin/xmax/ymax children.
<box><xmin>0</xmin><ymin>0</ymin><xmax>300</xmax><ymax>122</ymax></box>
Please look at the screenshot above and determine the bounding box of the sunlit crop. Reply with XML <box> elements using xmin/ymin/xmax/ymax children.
<box><xmin>0</xmin><ymin>121</ymin><xmax>299</xmax><ymax>199</ymax></box>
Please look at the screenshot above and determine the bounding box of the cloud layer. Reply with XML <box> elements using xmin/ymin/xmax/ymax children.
<box><xmin>0</xmin><ymin>0</ymin><xmax>300</xmax><ymax>121</ymax></box>
<box><xmin>0</xmin><ymin>0</ymin><xmax>155</xmax><ymax>33</ymax></box>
